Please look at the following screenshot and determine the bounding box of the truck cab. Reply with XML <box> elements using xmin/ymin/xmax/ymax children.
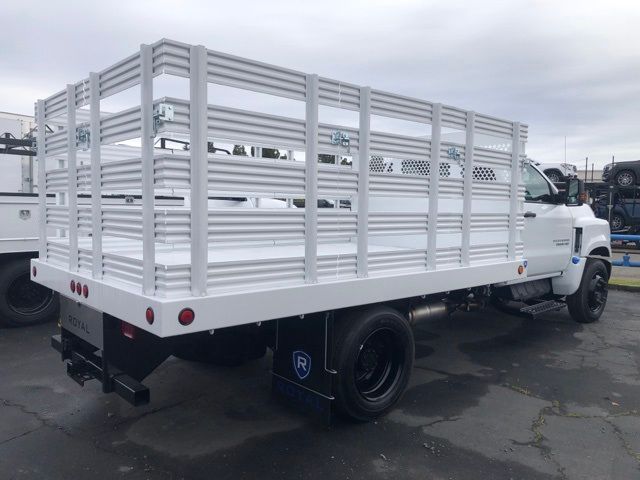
<box><xmin>496</xmin><ymin>162</ymin><xmax>611</xmax><ymax>323</ymax></box>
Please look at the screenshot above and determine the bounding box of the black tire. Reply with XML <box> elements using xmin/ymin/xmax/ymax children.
<box><xmin>615</xmin><ymin>170</ymin><xmax>636</xmax><ymax>187</ymax></box>
<box><xmin>544</xmin><ymin>169</ymin><xmax>563</xmax><ymax>183</ymax></box>
<box><xmin>173</xmin><ymin>329</ymin><xmax>267</xmax><ymax>366</ymax></box>
<box><xmin>0</xmin><ymin>257</ymin><xmax>58</xmax><ymax>327</ymax></box>
<box><xmin>566</xmin><ymin>260</ymin><xmax>609</xmax><ymax>324</ymax></box>
<box><xmin>610</xmin><ymin>213</ymin><xmax>626</xmax><ymax>231</ymax></box>
<box><xmin>332</xmin><ymin>306</ymin><xmax>414</xmax><ymax>421</ymax></box>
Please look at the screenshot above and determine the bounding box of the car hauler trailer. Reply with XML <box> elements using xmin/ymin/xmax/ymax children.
<box><xmin>33</xmin><ymin>39</ymin><xmax>611</xmax><ymax>421</ymax></box>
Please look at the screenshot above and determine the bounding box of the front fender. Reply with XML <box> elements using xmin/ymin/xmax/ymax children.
<box><xmin>552</xmin><ymin>208</ymin><xmax>611</xmax><ymax>296</ymax></box>
<box><xmin>571</xmin><ymin>207</ymin><xmax>611</xmax><ymax>257</ymax></box>
<box><xmin>552</xmin><ymin>256</ymin><xmax>586</xmax><ymax>296</ymax></box>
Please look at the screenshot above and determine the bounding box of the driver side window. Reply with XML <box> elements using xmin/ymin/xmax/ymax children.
<box><xmin>523</xmin><ymin>164</ymin><xmax>552</xmax><ymax>202</ymax></box>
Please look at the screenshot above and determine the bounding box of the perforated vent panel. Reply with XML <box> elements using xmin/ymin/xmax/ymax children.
<box><xmin>472</xmin><ymin>166</ymin><xmax>497</xmax><ymax>181</ymax></box>
<box><xmin>460</xmin><ymin>165</ymin><xmax>498</xmax><ymax>182</ymax></box>
<box><xmin>369</xmin><ymin>158</ymin><xmax>467</xmax><ymax>179</ymax></box>
<box><xmin>370</xmin><ymin>156</ymin><xmax>392</xmax><ymax>173</ymax></box>
<box><xmin>400</xmin><ymin>159</ymin><xmax>430</xmax><ymax>176</ymax></box>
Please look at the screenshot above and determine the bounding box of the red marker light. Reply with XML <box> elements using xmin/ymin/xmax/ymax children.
<box><xmin>82</xmin><ymin>284</ymin><xmax>89</xmax><ymax>298</ymax></box>
<box><xmin>76</xmin><ymin>282</ymin><xmax>82</xmax><ymax>295</ymax></box>
<box><xmin>145</xmin><ymin>307</ymin><xmax>154</xmax><ymax>325</ymax></box>
<box><xmin>121</xmin><ymin>321</ymin><xmax>136</xmax><ymax>339</ymax></box>
<box><xmin>70</xmin><ymin>280</ymin><xmax>76</xmax><ymax>292</ymax></box>
<box><xmin>32</xmin><ymin>266</ymin><xmax>37</xmax><ymax>277</ymax></box>
<box><xmin>178</xmin><ymin>308</ymin><xmax>195</xmax><ymax>326</ymax></box>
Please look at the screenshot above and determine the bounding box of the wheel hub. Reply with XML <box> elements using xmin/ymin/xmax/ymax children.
<box><xmin>359</xmin><ymin>348</ymin><xmax>379</xmax><ymax>371</ymax></box>
<box><xmin>587</xmin><ymin>274</ymin><xmax>608</xmax><ymax>313</ymax></box>
<box><xmin>354</xmin><ymin>328</ymin><xmax>404</xmax><ymax>402</ymax></box>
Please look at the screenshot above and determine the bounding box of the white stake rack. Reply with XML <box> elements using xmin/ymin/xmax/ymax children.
<box><xmin>32</xmin><ymin>39</ymin><xmax>528</xmax><ymax>337</ymax></box>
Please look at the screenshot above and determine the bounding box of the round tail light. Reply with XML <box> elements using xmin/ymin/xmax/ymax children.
<box><xmin>145</xmin><ymin>307</ymin><xmax>154</xmax><ymax>325</ymax></box>
<box><xmin>82</xmin><ymin>284</ymin><xmax>89</xmax><ymax>298</ymax></box>
<box><xmin>178</xmin><ymin>308</ymin><xmax>195</xmax><ymax>326</ymax></box>
<box><xmin>70</xmin><ymin>280</ymin><xmax>76</xmax><ymax>292</ymax></box>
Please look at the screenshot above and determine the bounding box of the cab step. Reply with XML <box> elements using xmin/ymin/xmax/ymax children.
<box><xmin>520</xmin><ymin>300</ymin><xmax>566</xmax><ymax>317</ymax></box>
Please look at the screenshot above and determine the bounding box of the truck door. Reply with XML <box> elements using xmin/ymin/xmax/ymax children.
<box><xmin>521</xmin><ymin>164</ymin><xmax>573</xmax><ymax>276</ymax></box>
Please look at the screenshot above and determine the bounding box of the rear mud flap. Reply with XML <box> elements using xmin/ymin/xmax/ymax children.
<box><xmin>272</xmin><ymin>312</ymin><xmax>336</xmax><ymax>424</ymax></box>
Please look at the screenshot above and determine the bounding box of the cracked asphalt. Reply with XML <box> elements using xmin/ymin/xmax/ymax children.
<box><xmin>1</xmin><ymin>290</ymin><xmax>640</xmax><ymax>479</ymax></box>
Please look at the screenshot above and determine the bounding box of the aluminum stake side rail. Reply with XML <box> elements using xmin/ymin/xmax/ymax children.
<box><xmin>32</xmin><ymin>38</ymin><xmax>557</xmax><ymax>420</ymax></box>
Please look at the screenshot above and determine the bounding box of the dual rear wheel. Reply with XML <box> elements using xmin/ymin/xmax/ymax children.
<box><xmin>332</xmin><ymin>306</ymin><xmax>414</xmax><ymax>421</ymax></box>
<box><xmin>175</xmin><ymin>306</ymin><xmax>416</xmax><ymax>422</ymax></box>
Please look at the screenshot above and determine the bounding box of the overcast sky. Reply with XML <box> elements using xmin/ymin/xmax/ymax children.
<box><xmin>2</xmin><ymin>0</ymin><xmax>639</xmax><ymax>168</ymax></box>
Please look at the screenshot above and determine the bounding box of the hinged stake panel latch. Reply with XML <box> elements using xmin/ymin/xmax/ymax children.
<box><xmin>153</xmin><ymin>103</ymin><xmax>175</xmax><ymax>134</ymax></box>
<box><xmin>330</xmin><ymin>130</ymin><xmax>350</xmax><ymax>152</ymax></box>
<box><xmin>447</xmin><ymin>146</ymin><xmax>461</xmax><ymax>161</ymax></box>
<box><xmin>76</xmin><ymin>127</ymin><xmax>90</xmax><ymax>150</ymax></box>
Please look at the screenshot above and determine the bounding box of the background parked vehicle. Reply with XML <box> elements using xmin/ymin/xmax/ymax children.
<box><xmin>602</xmin><ymin>160</ymin><xmax>640</xmax><ymax>186</ymax></box>
<box><xmin>589</xmin><ymin>183</ymin><xmax>640</xmax><ymax>232</ymax></box>
<box><xmin>534</xmin><ymin>161</ymin><xmax>578</xmax><ymax>183</ymax></box>
<box><xmin>0</xmin><ymin>112</ymin><xmax>59</xmax><ymax>327</ymax></box>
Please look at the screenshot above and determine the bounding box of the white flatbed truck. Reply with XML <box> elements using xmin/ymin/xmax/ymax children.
<box><xmin>0</xmin><ymin>112</ymin><xmax>58</xmax><ymax>327</ymax></box>
<box><xmin>32</xmin><ymin>39</ymin><xmax>610</xmax><ymax>421</ymax></box>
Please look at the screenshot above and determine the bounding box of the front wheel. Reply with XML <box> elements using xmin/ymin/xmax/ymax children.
<box><xmin>332</xmin><ymin>306</ymin><xmax>414</xmax><ymax>421</ymax></box>
<box><xmin>0</xmin><ymin>257</ymin><xmax>59</xmax><ymax>327</ymax></box>
<box><xmin>566</xmin><ymin>260</ymin><xmax>609</xmax><ymax>323</ymax></box>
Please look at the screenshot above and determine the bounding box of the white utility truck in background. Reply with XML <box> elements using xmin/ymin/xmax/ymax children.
<box><xmin>534</xmin><ymin>160</ymin><xmax>578</xmax><ymax>183</ymax></box>
<box><xmin>0</xmin><ymin>112</ymin><xmax>58</xmax><ymax>327</ymax></box>
<box><xmin>32</xmin><ymin>40</ymin><xmax>610</xmax><ymax>421</ymax></box>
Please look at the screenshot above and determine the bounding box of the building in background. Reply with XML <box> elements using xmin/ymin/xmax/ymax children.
<box><xmin>578</xmin><ymin>169</ymin><xmax>604</xmax><ymax>182</ymax></box>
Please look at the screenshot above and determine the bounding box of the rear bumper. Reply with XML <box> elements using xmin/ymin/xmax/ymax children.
<box><xmin>51</xmin><ymin>333</ymin><xmax>150</xmax><ymax>406</ymax></box>
<box><xmin>52</xmin><ymin>296</ymin><xmax>176</xmax><ymax>405</ymax></box>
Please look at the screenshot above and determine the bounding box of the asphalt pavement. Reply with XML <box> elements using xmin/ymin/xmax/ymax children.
<box><xmin>1</xmin><ymin>290</ymin><xmax>640</xmax><ymax>480</ymax></box>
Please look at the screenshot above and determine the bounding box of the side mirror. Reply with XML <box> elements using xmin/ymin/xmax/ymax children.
<box><xmin>554</xmin><ymin>181</ymin><xmax>568</xmax><ymax>204</ymax></box>
<box><xmin>565</xmin><ymin>178</ymin><xmax>584</xmax><ymax>206</ymax></box>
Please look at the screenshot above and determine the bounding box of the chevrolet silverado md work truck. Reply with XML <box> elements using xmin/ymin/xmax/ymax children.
<box><xmin>31</xmin><ymin>39</ymin><xmax>610</xmax><ymax>421</ymax></box>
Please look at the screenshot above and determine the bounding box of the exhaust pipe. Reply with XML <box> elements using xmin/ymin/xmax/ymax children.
<box><xmin>408</xmin><ymin>301</ymin><xmax>452</xmax><ymax>325</ymax></box>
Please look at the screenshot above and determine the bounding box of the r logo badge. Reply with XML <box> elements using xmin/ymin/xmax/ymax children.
<box><xmin>292</xmin><ymin>350</ymin><xmax>311</xmax><ymax>380</ymax></box>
